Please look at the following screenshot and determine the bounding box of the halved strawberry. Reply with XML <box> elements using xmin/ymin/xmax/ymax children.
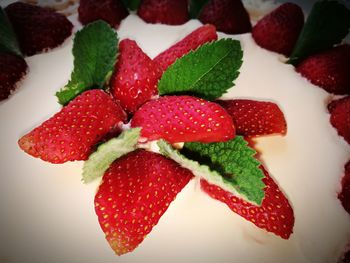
<box><xmin>252</xmin><ymin>3</ymin><xmax>304</xmax><ymax>56</ymax></box>
<box><xmin>218</xmin><ymin>99</ymin><xmax>287</xmax><ymax>137</ymax></box>
<box><xmin>137</xmin><ymin>0</ymin><xmax>189</xmax><ymax>25</ymax></box>
<box><xmin>110</xmin><ymin>39</ymin><xmax>161</xmax><ymax>113</ymax></box>
<box><xmin>201</xmin><ymin>165</ymin><xmax>294</xmax><ymax>239</ymax></box>
<box><xmin>296</xmin><ymin>45</ymin><xmax>350</xmax><ymax>95</ymax></box>
<box><xmin>338</xmin><ymin>160</ymin><xmax>350</xmax><ymax>215</ymax></box>
<box><xmin>198</xmin><ymin>0</ymin><xmax>252</xmax><ymax>34</ymax></box>
<box><xmin>153</xmin><ymin>24</ymin><xmax>218</xmax><ymax>73</ymax></box>
<box><xmin>18</xmin><ymin>90</ymin><xmax>126</xmax><ymax>163</ymax></box>
<box><xmin>131</xmin><ymin>95</ymin><xmax>235</xmax><ymax>143</ymax></box>
<box><xmin>78</xmin><ymin>0</ymin><xmax>129</xmax><ymax>28</ymax></box>
<box><xmin>328</xmin><ymin>96</ymin><xmax>350</xmax><ymax>145</ymax></box>
<box><xmin>5</xmin><ymin>2</ymin><xmax>73</xmax><ymax>56</ymax></box>
<box><xmin>94</xmin><ymin>149</ymin><xmax>193</xmax><ymax>255</ymax></box>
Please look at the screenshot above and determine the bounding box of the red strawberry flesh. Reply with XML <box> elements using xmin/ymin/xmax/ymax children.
<box><xmin>338</xmin><ymin>160</ymin><xmax>350</xmax><ymax>215</ymax></box>
<box><xmin>328</xmin><ymin>96</ymin><xmax>350</xmax><ymax>145</ymax></box>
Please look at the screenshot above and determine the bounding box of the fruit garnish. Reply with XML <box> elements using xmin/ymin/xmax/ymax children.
<box><xmin>328</xmin><ymin>96</ymin><xmax>350</xmax><ymax>144</ymax></box>
<box><xmin>18</xmin><ymin>89</ymin><xmax>126</xmax><ymax>163</ymax></box>
<box><xmin>121</xmin><ymin>0</ymin><xmax>141</xmax><ymax>11</ymax></box>
<box><xmin>94</xmin><ymin>149</ymin><xmax>193</xmax><ymax>255</ymax></box>
<box><xmin>56</xmin><ymin>21</ymin><xmax>118</xmax><ymax>105</ymax></box>
<box><xmin>78</xmin><ymin>0</ymin><xmax>129</xmax><ymax>28</ymax></box>
<box><xmin>218</xmin><ymin>99</ymin><xmax>287</xmax><ymax>137</ymax></box>
<box><xmin>158</xmin><ymin>39</ymin><xmax>243</xmax><ymax>100</ymax></box>
<box><xmin>338</xmin><ymin>161</ymin><xmax>350</xmax><ymax>215</ymax></box>
<box><xmin>154</xmin><ymin>24</ymin><xmax>218</xmax><ymax>73</ymax></box>
<box><xmin>4</xmin><ymin>2</ymin><xmax>73</xmax><ymax>56</ymax></box>
<box><xmin>131</xmin><ymin>95</ymin><xmax>235</xmax><ymax>143</ymax></box>
<box><xmin>110</xmin><ymin>39</ymin><xmax>161</xmax><ymax>113</ymax></box>
<box><xmin>252</xmin><ymin>2</ymin><xmax>304</xmax><ymax>56</ymax></box>
<box><xmin>296</xmin><ymin>44</ymin><xmax>350</xmax><ymax>95</ymax></box>
<box><xmin>0</xmin><ymin>7</ymin><xmax>22</xmax><ymax>57</ymax></box>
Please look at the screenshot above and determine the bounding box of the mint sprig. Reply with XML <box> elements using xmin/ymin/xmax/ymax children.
<box><xmin>56</xmin><ymin>21</ymin><xmax>118</xmax><ymax>105</ymax></box>
<box><xmin>121</xmin><ymin>0</ymin><xmax>141</xmax><ymax>11</ymax></box>
<box><xmin>0</xmin><ymin>7</ymin><xmax>22</xmax><ymax>57</ymax></box>
<box><xmin>189</xmin><ymin>0</ymin><xmax>210</xmax><ymax>18</ymax></box>
<box><xmin>158</xmin><ymin>39</ymin><xmax>243</xmax><ymax>101</ymax></box>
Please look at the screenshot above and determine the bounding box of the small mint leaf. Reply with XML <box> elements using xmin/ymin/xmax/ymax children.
<box><xmin>121</xmin><ymin>0</ymin><xmax>141</xmax><ymax>11</ymax></box>
<box><xmin>288</xmin><ymin>0</ymin><xmax>350</xmax><ymax>65</ymax></box>
<box><xmin>56</xmin><ymin>21</ymin><xmax>118</xmax><ymax>105</ymax></box>
<box><xmin>189</xmin><ymin>0</ymin><xmax>210</xmax><ymax>18</ymax></box>
<box><xmin>158</xmin><ymin>39</ymin><xmax>243</xmax><ymax>101</ymax></box>
<box><xmin>0</xmin><ymin>7</ymin><xmax>22</xmax><ymax>57</ymax></box>
<box><xmin>82</xmin><ymin>128</ymin><xmax>140</xmax><ymax>183</ymax></box>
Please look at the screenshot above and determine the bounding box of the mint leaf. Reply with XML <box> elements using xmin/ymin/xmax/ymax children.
<box><xmin>121</xmin><ymin>0</ymin><xmax>141</xmax><ymax>10</ymax></box>
<box><xmin>82</xmin><ymin>128</ymin><xmax>140</xmax><ymax>183</ymax></box>
<box><xmin>288</xmin><ymin>0</ymin><xmax>350</xmax><ymax>65</ymax></box>
<box><xmin>0</xmin><ymin>7</ymin><xmax>22</xmax><ymax>56</ymax></box>
<box><xmin>189</xmin><ymin>0</ymin><xmax>209</xmax><ymax>18</ymax></box>
<box><xmin>158</xmin><ymin>39</ymin><xmax>243</xmax><ymax>101</ymax></box>
<box><xmin>56</xmin><ymin>21</ymin><xmax>118</xmax><ymax>105</ymax></box>
<box><xmin>183</xmin><ymin>137</ymin><xmax>265</xmax><ymax>205</ymax></box>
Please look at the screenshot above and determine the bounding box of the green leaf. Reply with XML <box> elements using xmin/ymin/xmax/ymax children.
<box><xmin>82</xmin><ymin>128</ymin><xmax>140</xmax><ymax>183</ymax></box>
<box><xmin>288</xmin><ymin>0</ymin><xmax>350</xmax><ymax>65</ymax></box>
<box><xmin>0</xmin><ymin>7</ymin><xmax>22</xmax><ymax>56</ymax></box>
<box><xmin>189</xmin><ymin>0</ymin><xmax>210</xmax><ymax>18</ymax></box>
<box><xmin>158</xmin><ymin>39</ymin><xmax>243</xmax><ymax>101</ymax></box>
<box><xmin>183</xmin><ymin>136</ymin><xmax>265</xmax><ymax>205</ymax></box>
<box><xmin>121</xmin><ymin>0</ymin><xmax>141</xmax><ymax>11</ymax></box>
<box><xmin>56</xmin><ymin>21</ymin><xmax>118</xmax><ymax>105</ymax></box>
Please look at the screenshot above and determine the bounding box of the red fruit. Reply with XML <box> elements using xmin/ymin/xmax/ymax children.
<box><xmin>18</xmin><ymin>90</ymin><xmax>126</xmax><ymax>163</ymax></box>
<box><xmin>198</xmin><ymin>0</ymin><xmax>251</xmax><ymax>34</ymax></box>
<box><xmin>296</xmin><ymin>45</ymin><xmax>350</xmax><ymax>95</ymax></box>
<box><xmin>5</xmin><ymin>2</ymin><xmax>73</xmax><ymax>56</ymax></box>
<box><xmin>153</xmin><ymin>24</ymin><xmax>218</xmax><ymax>72</ymax></box>
<box><xmin>201</xmin><ymin>165</ymin><xmax>294</xmax><ymax>239</ymax></box>
<box><xmin>0</xmin><ymin>53</ymin><xmax>28</xmax><ymax>101</ymax></box>
<box><xmin>110</xmin><ymin>39</ymin><xmax>161</xmax><ymax>113</ymax></box>
<box><xmin>131</xmin><ymin>95</ymin><xmax>235</xmax><ymax>143</ymax></box>
<box><xmin>78</xmin><ymin>0</ymin><xmax>128</xmax><ymax>28</ymax></box>
<box><xmin>328</xmin><ymin>96</ymin><xmax>350</xmax><ymax>144</ymax></box>
<box><xmin>338</xmin><ymin>161</ymin><xmax>350</xmax><ymax>215</ymax></box>
<box><xmin>137</xmin><ymin>0</ymin><xmax>189</xmax><ymax>25</ymax></box>
<box><xmin>95</xmin><ymin>149</ymin><xmax>193</xmax><ymax>255</ymax></box>
<box><xmin>252</xmin><ymin>3</ymin><xmax>304</xmax><ymax>56</ymax></box>
<box><xmin>218</xmin><ymin>99</ymin><xmax>287</xmax><ymax>137</ymax></box>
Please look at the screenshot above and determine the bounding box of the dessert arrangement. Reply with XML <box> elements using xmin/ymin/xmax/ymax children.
<box><xmin>0</xmin><ymin>0</ymin><xmax>350</xmax><ymax>262</ymax></box>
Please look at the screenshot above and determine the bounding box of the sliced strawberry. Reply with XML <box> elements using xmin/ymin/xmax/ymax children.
<box><xmin>110</xmin><ymin>39</ymin><xmax>161</xmax><ymax>113</ymax></box>
<box><xmin>218</xmin><ymin>99</ymin><xmax>287</xmax><ymax>137</ymax></box>
<box><xmin>18</xmin><ymin>90</ymin><xmax>126</xmax><ymax>163</ymax></box>
<box><xmin>137</xmin><ymin>0</ymin><xmax>189</xmax><ymax>25</ymax></box>
<box><xmin>0</xmin><ymin>53</ymin><xmax>28</xmax><ymax>101</ymax></box>
<box><xmin>78</xmin><ymin>0</ymin><xmax>129</xmax><ymax>28</ymax></box>
<box><xmin>296</xmin><ymin>45</ymin><xmax>350</xmax><ymax>95</ymax></box>
<box><xmin>338</xmin><ymin>161</ymin><xmax>350</xmax><ymax>215</ymax></box>
<box><xmin>198</xmin><ymin>0</ymin><xmax>252</xmax><ymax>34</ymax></box>
<box><xmin>252</xmin><ymin>3</ymin><xmax>304</xmax><ymax>56</ymax></box>
<box><xmin>95</xmin><ymin>149</ymin><xmax>193</xmax><ymax>255</ymax></box>
<box><xmin>131</xmin><ymin>95</ymin><xmax>235</xmax><ymax>143</ymax></box>
<box><xmin>5</xmin><ymin>2</ymin><xmax>73</xmax><ymax>56</ymax></box>
<box><xmin>328</xmin><ymin>96</ymin><xmax>350</xmax><ymax>144</ymax></box>
<box><xmin>201</xmin><ymin>165</ymin><xmax>294</xmax><ymax>239</ymax></box>
<box><xmin>153</xmin><ymin>24</ymin><xmax>218</xmax><ymax>73</ymax></box>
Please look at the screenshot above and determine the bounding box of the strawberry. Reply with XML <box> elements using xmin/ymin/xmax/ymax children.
<box><xmin>338</xmin><ymin>160</ymin><xmax>350</xmax><ymax>215</ymax></box>
<box><xmin>153</xmin><ymin>24</ymin><xmax>218</xmax><ymax>73</ymax></box>
<box><xmin>131</xmin><ymin>95</ymin><xmax>235</xmax><ymax>143</ymax></box>
<box><xmin>0</xmin><ymin>53</ymin><xmax>28</xmax><ymax>101</ymax></box>
<box><xmin>78</xmin><ymin>0</ymin><xmax>128</xmax><ymax>28</ymax></box>
<box><xmin>218</xmin><ymin>99</ymin><xmax>287</xmax><ymax>137</ymax></box>
<box><xmin>18</xmin><ymin>90</ymin><xmax>126</xmax><ymax>163</ymax></box>
<box><xmin>296</xmin><ymin>45</ymin><xmax>350</xmax><ymax>95</ymax></box>
<box><xmin>198</xmin><ymin>0</ymin><xmax>252</xmax><ymax>34</ymax></box>
<box><xmin>252</xmin><ymin>3</ymin><xmax>304</xmax><ymax>56</ymax></box>
<box><xmin>110</xmin><ymin>39</ymin><xmax>161</xmax><ymax>113</ymax></box>
<box><xmin>137</xmin><ymin>0</ymin><xmax>189</xmax><ymax>25</ymax></box>
<box><xmin>201</xmin><ymin>165</ymin><xmax>294</xmax><ymax>239</ymax></box>
<box><xmin>94</xmin><ymin>149</ymin><xmax>193</xmax><ymax>255</ymax></box>
<box><xmin>328</xmin><ymin>96</ymin><xmax>350</xmax><ymax>145</ymax></box>
<box><xmin>5</xmin><ymin>2</ymin><xmax>73</xmax><ymax>56</ymax></box>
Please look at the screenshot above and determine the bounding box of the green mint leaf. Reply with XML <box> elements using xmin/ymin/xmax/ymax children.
<box><xmin>183</xmin><ymin>136</ymin><xmax>265</xmax><ymax>205</ymax></box>
<box><xmin>189</xmin><ymin>0</ymin><xmax>210</xmax><ymax>18</ymax></box>
<box><xmin>158</xmin><ymin>39</ymin><xmax>243</xmax><ymax>101</ymax></box>
<box><xmin>121</xmin><ymin>0</ymin><xmax>141</xmax><ymax>11</ymax></box>
<box><xmin>288</xmin><ymin>0</ymin><xmax>350</xmax><ymax>65</ymax></box>
<box><xmin>82</xmin><ymin>128</ymin><xmax>140</xmax><ymax>183</ymax></box>
<box><xmin>56</xmin><ymin>21</ymin><xmax>118</xmax><ymax>105</ymax></box>
<box><xmin>0</xmin><ymin>7</ymin><xmax>22</xmax><ymax>56</ymax></box>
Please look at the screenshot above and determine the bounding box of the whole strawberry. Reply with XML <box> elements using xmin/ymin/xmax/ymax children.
<box><xmin>18</xmin><ymin>90</ymin><xmax>126</xmax><ymax>163</ymax></box>
<box><xmin>338</xmin><ymin>161</ymin><xmax>350</xmax><ymax>215</ymax></box>
<box><xmin>328</xmin><ymin>96</ymin><xmax>350</xmax><ymax>145</ymax></box>
<box><xmin>252</xmin><ymin>3</ymin><xmax>304</xmax><ymax>56</ymax></box>
<box><xmin>95</xmin><ymin>149</ymin><xmax>193</xmax><ymax>255</ymax></box>
<box><xmin>110</xmin><ymin>39</ymin><xmax>161</xmax><ymax>113</ymax></box>
<box><xmin>296</xmin><ymin>45</ymin><xmax>350</xmax><ymax>95</ymax></box>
